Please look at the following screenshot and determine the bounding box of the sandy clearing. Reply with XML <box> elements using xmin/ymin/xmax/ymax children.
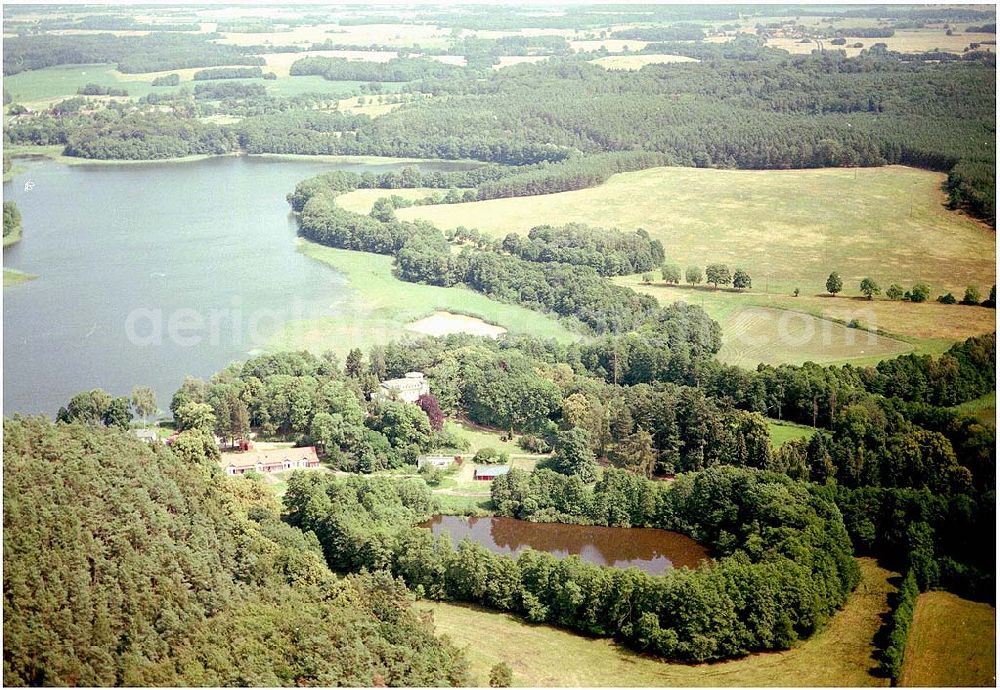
<box><xmin>405</xmin><ymin>311</ymin><xmax>507</xmax><ymax>338</ymax></box>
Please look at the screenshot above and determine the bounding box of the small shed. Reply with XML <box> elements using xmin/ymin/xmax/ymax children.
<box><xmin>473</xmin><ymin>465</ymin><xmax>511</xmax><ymax>481</ymax></box>
<box><xmin>417</xmin><ymin>455</ymin><xmax>459</xmax><ymax>470</ymax></box>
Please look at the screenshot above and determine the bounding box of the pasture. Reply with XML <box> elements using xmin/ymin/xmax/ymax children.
<box><xmin>335</xmin><ymin>186</ymin><xmax>438</xmax><ymax>213</ymax></box>
<box><xmin>899</xmin><ymin>591</ymin><xmax>996</xmax><ymax>687</ymax></box>
<box><xmin>268</xmin><ymin>240</ymin><xmax>580</xmax><ymax>357</ymax></box>
<box><xmin>395</xmin><ymin>165</ymin><xmax>995</xmax><ymax>350</ymax></box>
<box><xmin>766</xmin><ymin>29</ymin><xmax>996</xmax><ymax>57</ymax></box>
<box><xmin>424</xmin><ymin>557</ymin><xmax>894</xmax><ymax>687</ymax></box>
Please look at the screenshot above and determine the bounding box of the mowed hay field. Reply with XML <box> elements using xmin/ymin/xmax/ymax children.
<box><xmin>715</xmin><ymin>305</ymin><xmax>912</xmax><ymax>367</ymax></box>
<box><xmin>425</xmin><ymin>558</ymin><xmax>894</xmax><ymax>687</ymax></box>
<box><xmin>899</xmin><ymin>591</ymin><xmax>996</xmax><ymax>687</ymax></box>
<box><xmin>397</xmin><ymin>166</ymin><xmax>995</xmax><ymax>349</ymax></box>
<box><xmin>765</xmin><ymin>29</ymin><xmax>997</xmax><ymax>57</ymax></box>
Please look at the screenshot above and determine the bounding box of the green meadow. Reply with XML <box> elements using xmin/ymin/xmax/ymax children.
<box><xmin>268</xmin><ymin>240</ymin><xmax>580</xmax><ymax>358</ymax></box>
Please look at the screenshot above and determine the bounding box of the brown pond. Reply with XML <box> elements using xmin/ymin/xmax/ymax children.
<box><xmin>420</xmin><ymin>515</ymin><xmax>709</xmax><ymax>575</ymax></box>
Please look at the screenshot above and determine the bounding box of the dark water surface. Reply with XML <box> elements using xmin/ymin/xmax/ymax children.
<box><xmin>421</xmin><ymin>515</ymin><xmax>709</xmax><ymax>575</ymax></box>
<box><xmin>3</xmin><ymin>155</ymin><xmax>471</xmax><ymax>415</ymax></box>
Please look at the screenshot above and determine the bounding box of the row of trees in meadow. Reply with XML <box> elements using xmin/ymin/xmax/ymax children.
<box><xmin>654</xmin><ymin>263</ymin><xmax>752</xmax><ymax>289</ymax></box>
<box><xmin>825</xmin><ymin>271</ymin><xmax>996</xmax><ymax>306</ymax></box>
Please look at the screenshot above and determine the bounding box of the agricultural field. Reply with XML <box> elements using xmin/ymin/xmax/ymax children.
<box><xmin>425</xmin><ymin>557</ymin><xmax>895</xmax><ymax>687</ymax></box>
<box><xmin>570</xmin><ymin>39</ymin><xmax>650</xmax><ymax>53</ymax></box>
<box><xmin>898</xmin><ymin>591</ymin><xmax>996</xmax><ymax>687</ymax></box>
<box><xmin>765</xmin><ymin>29</ymin><xmax>997</xmax><ymax>57</ymax></box>
<box><xmin>396</xmin><ymin>165</ymin><xmax>995</xmax><ymax>353</ymax></box>
<box><xmin>590</xmin><ymin>53</ymin><xmax>699</xmax><ymax>69</ymax></box>
<box><xmin>269</xmin><ymin>240</ymin><xmax>580</xmax><ymax>358</ymax></box>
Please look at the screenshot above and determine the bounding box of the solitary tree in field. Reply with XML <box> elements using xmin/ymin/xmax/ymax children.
<box><xmin>962</xmin><ymin>285</ymin><xmax>981</xmax><ymax>305</ymax></box>
<box><xmin>685</xmin><ymin>266</ymin><xmax>702</xmax><ymax>285</ymax></box>
<box><xmin>826</xmin><ymin>272</ymin><xmax>843</xmax><ymax>295</ymax></box>
<box><xmin>661</xmin><ymin>263</ymin><xmax>681</xmax><ymax>284</ymax></box>
<box><xmin>859</xmin><ymin>277</ymin><xmax>881</xmax><ymax>300</ymax></box>
<box><xmin>732</xmin><ymin>268</ymin><xmax>752</xmax><ymax>290</ymax></box>
<box><xmin>886</xmin><ymin>284</ymin><xmax>904</xmax><ymax>300</ymax></box>
<box><xmin>705</xmin><ymin>263</ymin><xmax>732</xmax><ymax>288</ymax></box>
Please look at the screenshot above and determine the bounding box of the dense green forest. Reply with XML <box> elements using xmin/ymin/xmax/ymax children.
<box><xmin>3</xmin><ymin>200</ymin><xmax>22</xmax><ymax>241</ymax></box>
<box><xmin>3</xmin><ymin>417</ymin><xmax>470</xmax><ymax>686</ymax></box>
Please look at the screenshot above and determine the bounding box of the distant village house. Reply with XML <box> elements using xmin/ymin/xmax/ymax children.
<box><xmin>375</xmin><ymin>371</ymin><xmax>430</xmax><ymax>403</ymax></box>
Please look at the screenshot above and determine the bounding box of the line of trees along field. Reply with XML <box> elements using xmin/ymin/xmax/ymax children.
<box><xmin>3</xmin><ymin>417</ymin><xmax>470</xmax><ymax>686</ymax></box>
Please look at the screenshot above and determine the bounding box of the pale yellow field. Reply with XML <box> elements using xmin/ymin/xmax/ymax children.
<box><xmin>768</xmin><ymin>30</ymin><xmax>996</xmax><ymax>56</ymax></box>
<box><xmin>396</xmin><ymin>166</ymin><xmax>996</xmax><ymax>298</ymax></box>
<box><xmin>591</xmin><ymin>53</ymin><xmax>699</xmax><ymax>69</ymax></box>
<box><xmin>335</xmin><ymin>187</ymin><xmax>438</xmax><ymax>213</ymax></box>
<box><xmin>214</xmin><ymin>23</ymin><xmax>453</xmax><ymax>49</ymax></box>
<box><xmin>899</xmin><ymin>591</ymin><xmax>996</xmax><ymax>687</ymax></box>
<box><xmin>426</xmin><ymin>558</ymin><xmax>894</xmax><ymax>687</ymax></box>
<box><xmin>570</xmin><ymin>39</ymin><xmax>650</xmax><ymax>53</ymax></box>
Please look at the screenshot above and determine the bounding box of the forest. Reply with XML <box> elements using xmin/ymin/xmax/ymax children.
<box><xmin>3</xmin><ymin>417</ymin><xmax>470</xmax><ymax>686</ymax></box>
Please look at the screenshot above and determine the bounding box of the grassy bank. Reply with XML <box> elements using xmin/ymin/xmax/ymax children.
<box><xmin>951</xmin><ymin>392</ymin><xmax>996</xmax><ymax>428</ymax></box>
<box><xmin>898</xmin><ymin>591</ymin><xmax>996</xmax><ymax>687</ymax></box>
<box><xmin>3</xmin><ymin>268</ymin><xmax>37</xmax><ymax>287</ymax></box>
<box><xmin>268</xmin><ymin>240</ymin><xmax>580</xmax><ymax>358</ymax></box>
<box><xmin>424</xmin><ymin>557</ymin><xmax>895</xmax><ymax>687</ymax></box>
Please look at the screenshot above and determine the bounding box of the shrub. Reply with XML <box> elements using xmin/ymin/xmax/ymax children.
<box><xmin>489</xmin><ymin>662</ymin><xmax>513</xmax><ymax>687</ymax></box>
<box><xmin>907</xmin><ymin>283</ymin><xmax>930</xmax><ymax>302</ymax></box>
<box><xmin>886</xmin><ymin>283</ymin><xmax>904</xmax><ymax>300</ymax></box>
<box><xmin>961</xmin><ymin>285</ymin><xmax>981</xmax><ymax>305</ymax></box>
<box><xmin>879</xmin><ymin>570</ymin><xmax>919</xmax><ymax>681</ymax></box>
<box><xmin>937</xmin><ymin>292</ymin><xmax>957</xmax><ymax>304</ymax></box>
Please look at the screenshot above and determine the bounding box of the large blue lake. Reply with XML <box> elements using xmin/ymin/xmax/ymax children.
<box><xmin>3</xmin><ymin>155</ymin><xmax>467</xmax><ymax>415</ymax></box>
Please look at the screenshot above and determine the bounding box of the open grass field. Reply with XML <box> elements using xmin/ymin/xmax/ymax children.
<box><xmin>2</xmin><ymin>61</ymin><xmax>400</xmax><ymax>109</ymax></box>
<box><xmin>335</xmin><ymin>187</ymin><xmax>438</xmax><ymax>214</ymax></box>
<box><xmin>268</xmin><ymin>240</ymin><xmax>580</xmax><ymax>358</ymax></box>
<box><xmin>396</xmin><ymin>165</ymin><xmax>995</xmax><ymax>354</ymax></box>
<box><xmin>424</xmin><ymin>557</ymin><xmax>894</xmax><ymax>687</ymax></box>
<box><xmin>951</xmin><ymin>392</ymin><xmax>997</xmax><ymax>428</ymax></box>
<box><xmin>590</xmin><ymin>53</ymin><xmax>700</xmax><ymax>69</ymax></box>
<box><xmin>766</xmin><ymin>29</ymin><xmax>996</xmax><ymax>57</ymax></box>
<box><xmin>767</xmin><ymin>420</ymin><xmax>818</xmax><ymax>448</ymax></box>
<box><xmin>899</xmin><ymin>591</ymin><xmax>996</xmax><ymax>687</ymax></box>
<box><xmin>713</xmin><ymin>305</ymin><xmax>912</xmax><ymax>367</ymax></box>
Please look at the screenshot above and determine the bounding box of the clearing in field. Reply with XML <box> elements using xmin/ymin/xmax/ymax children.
<box><xmin>716</xmin><ymin>305</ymin><xmax>911</xmax><ymax>367</ymax></box>
<box><xmin>335</xmin><ymin>187</ymin><xmax>438</xmax><ymax>213</ymax></box>
<box><xmin>590</xmin><ymin>54</ymin><xmax>699</xmax><ymax>69</ymax></box>
<box><xmin>425</xmin><ymin>557</ymin><xmax>894</xmax><ymax>687</ymax></box>
<box><xmin>768</xmin><ymin>420</ymin><xmax>818</xmax><ymax>448</ymax></box>
<box><xmin>268</xmin><ymin>241</ymin><xmax>578</xmax><ymax>358</ymax></box>
<box><xmin>405</xmin><ymin>311</ymin><xmax>507</xmax><ymax>338</ymax></box>
<box><xmin>899</xmin><ymin>591</ymin><xmax>996</xmax><ymax>687</ymax></box>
